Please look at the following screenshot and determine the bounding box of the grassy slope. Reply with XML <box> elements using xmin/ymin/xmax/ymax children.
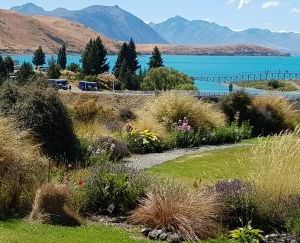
<box><xmin>148</xmin><ymin>139</ymin><xmax>261</xmax><ymax>184</ymax></box>
<box><xmin>236</xmin><ymin>81</ymin><xmax>297</xmax><ymax>91</ymax></box>
<box><xmin>0</xmin><ymin>220</ymin><xmax>232</xmax><ymax>243</ymax></box>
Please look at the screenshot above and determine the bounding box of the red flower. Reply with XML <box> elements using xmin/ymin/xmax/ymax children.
<box><xmin>78</xmin><ymin>180</ymin><xmax>84</xmax><ymax>186</ymax></box>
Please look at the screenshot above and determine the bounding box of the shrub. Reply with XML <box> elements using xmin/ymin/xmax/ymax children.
<box><xmin>0</xmin><ymin>83</ymin><xmax>80</xmax><ymax>164</ymax></box>
<box><xmin>205</xmin><ymin>122</ymin><xmax>252</xmax><ymax>145</ymax></box>
<box><xmin>123</xmin><ymin>127</ymin><xmax>164</xmax><ymax>154</ymax></box>
<box><xmin>129</xmin><ymin>182</ymin><xmax>223</xmax><ymax>241</ymax></box>
<box><xmin>29</xmin><ymin>183</ymin><xmax>81</xmax><ymax>226</ymax></box>
<box><xmin>144</xmin><ymin>92</ymin><xmax>225</xmax><ymax>132</ymax></box>
<box><xmin>243</xmin><ymin>129</ymin><xmax>300</xmax><ymax>232</ymax></box>
<box><xmin>87</xmin><ymin>136</ymin><xmax>130</xmax><ymax>162</ymax></box>
<box><xmin>83</xmin><ymin>163</ymin><xmax>150</xmax><ymax>215</ymax></box>
<box><xmin>67</xmin><ymin>63</ymin><xmax>80</xmax><ymax>72</ymax></box>
<box><xmin>141</xmin><ymin>67</ymin><xmax>194</xmax><ymax>91</ymax></box>
<box><xmin>118</xmin><ymin>108</ymin><xmax>136</xmax><ymax>122</ymax></box>
<box><xmin>221</xmin><ymin>91</ymin><xmax>252</xmax><ymax>125</ymax></box>
<box><xmin>230</xmin><ymin>222</ymin><xmax>263</xmax><ymax>243</ymax></box>
<box><xmin>0</xmin><ymin>117</ymin><xmax>48</xmax><ymax>218</ymax></box>
<box><xmin>249</xmin><ymin>96</ymin><xmax>298</xmax><ymax>136</ymax></box>
<box><xmin>267</xmin><ymin>79</ymin><xmax>281</xmax><ymax>89</ymax></box>
<box><xmin>98</xmin><ymin>72</ymin><xmax>120</xmax><ymax>90</ymax></box>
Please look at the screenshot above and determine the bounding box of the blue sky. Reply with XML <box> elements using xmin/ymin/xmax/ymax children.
<box><xmin>1</xmin><ymin>0</ymin><xmax>300</xmax><ymax>32</ymax></box>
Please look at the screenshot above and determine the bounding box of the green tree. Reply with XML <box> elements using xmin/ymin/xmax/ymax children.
<box><xmin>141</xmin><ymin>67</ymin><xmax>195</xmax><ymax>91</ymax></box>
<box><xmin>47</xmin><ymin>57</ymin><xmax>61</xmax><ymax>79</ymax></box>
<box><xmin>113</xmin><ymin>42</ymin><xmax>128</xmax><ymax>78</ymax></box>
<box><xmin>148</xmin><ymin>46</ymin><xmax>164</xmax><ymax>69</ymax></box>
<box><xmin>17</xmin><ymin>62</ymin><xmax>35</xmax><ymax>84</ymax></box>
<box><xmin>57</xmin><ymin>44</ymin><xmax>67</xmax><ymax>69</ymax></box>
<box><xmin>81</xmin><ymin>37</ymin><xmax>109</xmax><ymax>75</ymax></box>
<box><xmin>32</xmin><ymin>46</ymin><xmax>46</xmax><ymax>68</ymax></box>
<box><xmin>127</xmin><ymin>38</ymin><xmax>140</xmax><ymax>74</ymax></box>
<box><xmin>4</xmin><ymin>56</ymin><xmax>14</xmax><ymax>73</ymax></box>
<box><xmin>0</xmin><ymin>56</ymin><xmax>8</xmax><ymax>83</ymax></box>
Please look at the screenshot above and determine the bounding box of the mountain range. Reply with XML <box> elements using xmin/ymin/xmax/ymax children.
<box><xmin>10</xmin><ymin>3</ymin><xmax>167</xmax><ymax>44</ymax></box>
<box><xmin>150</xmin><ymin>16</ymin><xmax>300</xmax><ymax>54</ymax></box>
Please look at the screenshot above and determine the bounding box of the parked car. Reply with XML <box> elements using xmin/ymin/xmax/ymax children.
<box><xmin>48</xmin><ymin>79</ymin><xmax>69</xmax><ymax>90</ymax></box>
<box><xmin>79</xmin><ymin>81</ymin><xmax>98</xmax><ymax>91</ymax></box>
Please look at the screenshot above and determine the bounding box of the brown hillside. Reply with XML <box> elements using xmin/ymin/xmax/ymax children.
<box><xmin>0</xmin><ymin>10</ymin><xmax>120</xmax><ymax>53</ymax></box>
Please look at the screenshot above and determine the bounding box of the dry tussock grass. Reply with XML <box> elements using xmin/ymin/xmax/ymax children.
<box><xmin>143</xmin><ymin>92</ymin><xmax>225</xmax><ymax>131</ymax></box>
<box><xmin>245</xmin><ymin>128</ymin><xmax>300</xmax><ymax>219</ymax></box>
<box><xmin>252</xmin><ymin>96</ymin><xmax>298</xmax><ymax>128</ymax></box>
<box><xmin>0</xmin><ymin>117</ymin><xmax>48</xmax><ymax>217</ymax></box>
<box><xmin>74</xmin><ymin>121</ymin><xmax>111</xmax><ymax>138</ymax></box>
<box><xmin>29</xmin><ymin>183</ymin><xmax>81</xmax><ymax>226</ymax></box>
<box><xmin>129</xmin><ymin>182</ymin><xmax>223</xmax><ymax>241</ymax></box>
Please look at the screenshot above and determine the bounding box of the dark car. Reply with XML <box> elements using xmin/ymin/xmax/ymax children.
<box><xmin>79</xmin><ymin>81</ymin><xmax>98</xmax><ymax>91</ymax></box>
<box><xmin>48</xmin><ymin>79</ymin><xmax>69</xmax><ymax>90</ymax></box>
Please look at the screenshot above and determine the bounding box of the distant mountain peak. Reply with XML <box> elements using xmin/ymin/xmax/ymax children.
<box><xmin>11</xmin><ymin>3</ymin><xmax>45</xmax><ymax>15</ymax></box>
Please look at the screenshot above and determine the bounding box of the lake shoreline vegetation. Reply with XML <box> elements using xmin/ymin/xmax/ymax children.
<box><xmin>1</xmin><ymin>37</ymin><xmax>300</xmax><ymax>243</ymax></box>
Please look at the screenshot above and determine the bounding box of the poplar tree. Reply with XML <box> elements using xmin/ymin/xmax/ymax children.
<box><xmin>57</xmin><ymin>44</ymin><xmax>67</xmax><ymax>70</ymax></box>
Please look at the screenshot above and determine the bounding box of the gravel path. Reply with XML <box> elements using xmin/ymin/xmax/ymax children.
<box><xmin>125</xmin><ymin>143</ymin><xmax>248</xmax><ymax>170</ymax></box>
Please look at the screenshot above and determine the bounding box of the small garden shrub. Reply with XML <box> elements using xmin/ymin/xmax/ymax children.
<box><xmin>29</xmin><ymin>183</ymin><xmax>81</xmax><ymax>226</ymax></box>
<box><xmin>145</xmin><ymin>92</ymin><xmax>225</xmax><ymax>132</ymax></box>
<box><xmin>0</xmin><ymin>117</ymin><xmax>48</xmax><ymax>218</ymax></box>
<box><xmin>243</xmin><ymin>129</ymin><xmax>300</xmax><ymax>232</ymax></box>
<box><xmin>267</xmin><ymin>79</ymin><xmax>281</xmax><ymax>89</ymax></box>
<box><xmin>122</xmin><ymin>126</ymin><xmax>164</xmax><ymax>154</ymax></box>
<box><xmin>221</xmin><ymin>91</ymin><xmax>252</xmax><ymax>124</ymax></box>
<box><xmin>118</xmin><ymin>108</ymin><xmax>136</xmax><ymax>122</ymax></box>
<box><xmin>0</xmin><ymin>83</ymin><xmax>80</xmax><ymax>164</ymax></box>
<box><xmin>205</xmin><ymin>122</ymin><xmax>252</xmax><ymax>145</ymax></box>
<box><xmin>87</xmin><ymin>136</ymin><xmax>130</xmax><ymax>162</ymax></box>
<box><xmin>83</xmin><ymin>163</ymin><xmax>150</xmax><ymax>215</ymax></box>
<box><xmin>230</xmin><ymin>222</ymin><xmax>263</xmax><ymax>243</ymax></box>
<box><xmin>129</xmin><ymin>182</ymin><xmax>223</xmax><ymax>241</ymax></box>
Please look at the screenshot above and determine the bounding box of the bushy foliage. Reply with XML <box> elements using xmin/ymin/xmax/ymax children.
<box><xmin>118</xmin><ymin>108</ymin><xmax>136</xmax><ymax>121</ymax></box>
<box><xmin>145</xmin><ymin>92</ymin><xmax>225</xmax><ymax>132</ymax></box>
<box><xmin>129</xmin><ymin>182</ymin><xmax>223</xmax><ymax>241</ymax></box>
<box><xmin>141</xmin><ymin>67</ymin><xmax>194</xmax><ymax>91</ymax></box>
<box><xmin>0</xmin><ymin>117</ymin><xmax>48</xmax><ymax>218</ymax></box>
<box><xmin>29</xmin><ymin>183</ymin><xmax>81</xmax><ymax>226</ymax></box>
<box><xmin>123</xmin><ymin>125</ymin><xmax>164</xmax><ymax>154</ymax></box>
<box><xmin>267</xmin><ymin>79</ymin><xmax>281</xmax><ymax>89</ymax></box>
<box><xmin>83</xmin><ymin>163</ymin><xmax>150</xmax><ymax>215</ymax></box>
<box><xmin>16</xmin><ymin>62</ymin><xmax>35</xmax><ymax>84</ymax></box>
<box><xmin>148</xmin><ymin>46</ymin><xmax>164</xmax><ymax>69</ymax></box>
<box><xmin>249</xmin><ymin>96</ymin><xmax>297</xmax><ymax>136</ymax></box>
<box><xmin>47</xmin><ymin>57</ymin><xmax>61</xmax><ymax>79</ymax></box>
<box><xmin>67</xmin><ymin>63</ymin><xmax>80</xmax><ymax>72</ymax></box>
<box><xmin>32</xmin><ymin>46</ymin><xmax>46</xmax><ymax>67</ymax></box>
<box><xmin>0</xmin><ymin>83</ymin><xmax>80</xmax><ymax>164</ymax></box>
<box><xmin>87</xmin><ymin>136</ymin><xmax>130</xmax><ymax>162</ymax></box>
<box><xmin>230</xmin><ymin>222</ymin><xmax>263</xmax><ymax>243</ymax></box>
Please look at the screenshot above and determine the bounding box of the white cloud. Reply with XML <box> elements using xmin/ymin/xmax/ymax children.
<box><xmin>291</xmin><ymin>8</ymin><xmax>300</xmax><ymax>14</ymax></box>
<box><xmin>227</xmin><ymin>0</ymin><xmax>251</xmax><ymax>9</ymax></box>
<box><xmin>261</xmin><ymin>1</ymin><xmax>280</xmax><ymax>10</ymax></box>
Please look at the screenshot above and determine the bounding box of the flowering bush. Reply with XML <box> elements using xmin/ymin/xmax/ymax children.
<box><xmin>123</xmin><ymin>124</ymin><xmax>164</xmax><ymax>154</ymax></box>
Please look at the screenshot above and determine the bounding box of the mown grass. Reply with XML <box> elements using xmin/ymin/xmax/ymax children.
<box><xmin>0</xmin><ymin>220</ymin><xmax>233</xmax><ymax>243</ymax></box>
<box><xmin>236</xmin><ymin>81</ymin><xmax>297</xmax><ymax>91</ymax></box>
<box><xmin>148</xmin><ymin>139</ymin><xmax>262</xmax><ymax>184</ymax></box>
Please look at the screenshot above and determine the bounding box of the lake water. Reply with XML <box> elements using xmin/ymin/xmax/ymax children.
<box><xmin>8</xmin><ymin>54</ymin><xmax>300</xmax><ymax>92</ymax></box>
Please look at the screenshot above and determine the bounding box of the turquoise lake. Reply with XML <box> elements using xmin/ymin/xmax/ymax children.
<box><xmin>8</xmin><ymin>54</ymin><xmax>300</xmax><ymax>92</ymax></box>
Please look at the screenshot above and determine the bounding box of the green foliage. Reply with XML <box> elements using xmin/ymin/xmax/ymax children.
<box><xmin>205</xmin><ymin>122</ymin><xmax>252</xmax><ymax>145</ymax></box>
<box><xmin>118</xmin><ymin>108</ymin><xmax>136</xmax><ymax>121</ymax></box>
<box><xmin>67</xmin><ymin>63</ymin><xmax>80</xmax><ymax>72</ymax></box>
<box><xmin>4</xmin><ymin>56</ymin><xmax>14</xmax><ymax>73</ymax></box>
<box><xmin>81</xmin><ymin>37</ymin><xmax>109</xmax><ymax>75</ymax></box>
<box><xmin>123</xmin><ymin>128</ymin><xmax>164</xmax><ymax>154</ymax></box>
<box><xmin>16</xmin><ymin>62</ymin><xmax>35</xmax><ymax>84</ymax></box>
<box><xmin>0</xmin><ymin>56</ymin><xmax>9</xmax><ymax>83</ymax></box>
<box><xmin>148</xmin><ymin>46</ymin><xmax>164</xmax><ymax>69</ymax></box>
<box><xmin>57</xmin><ymin>44</ymin><xmax>67</xmax><ymax>69</ymax></box>
<box><xmin>83</xmin><ymin>163</ymin><xmax>149</xmax><ymax>215</ymax></box>
<box><xmin>141</xmin><ymin>67</ymin><xmax>194</xmax><ymax>91</ymax></box>
<box><xmin>267</xmin><ymin>79</ymin><xmax>281</xmax><ymax>89</ymax></box>
<box><xmin>47</xmin><ymin>57</ymin><xmax>61</xmax><ymax>79</ymax></box>
<box><xmin>0</xmin><ymin>83</ymin><xmax>80</xmax><ymax>164</ymax></box>
<box><xmin>230</xmin><ymin>222</ymin><xmax>263</xmax><ymax>243</ymax></box>
<box><xmin>221</xmin><ymin>91</ymin><xmax>252</xmax><ymax>125</ymax></box>
<box><xmin>32</xmin><ymin>46</ymin><xmax>46</xmax><ymax>67</ymax></box>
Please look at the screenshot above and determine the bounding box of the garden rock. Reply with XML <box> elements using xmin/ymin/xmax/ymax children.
<box><xmin>148</xmin><ymin>229</ymin><xmax>163</xmax><ymax>240</ymax></box>
<box><xmin>159</xmin><ymin>232</ymin><xmax>169</xmax><ymax>241</ymax></box>
<box><xmin>264</xmin><ymin>233</ymin><xmax>300</xmax><ymax>243</ymax></box>
<box><xmin>167</xmin><ymin>233</ymin><xmax>182</xmax><ymax>243</ymax></box>
<box><xmin>141</xmin><ymin>228</ymin><xmax>151</xmax><ymax>237</ymax></box>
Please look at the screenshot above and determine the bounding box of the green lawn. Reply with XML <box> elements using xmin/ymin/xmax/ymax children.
<box><xmin>148</xmin><ymin>141</ymin><xmax>258</xmax><ymax>184</ymax></box>
<box><xmin>236</xmin><ymin>81</ymin><xmax>297</xmax><ymax>91</ymax></box>
<box><xmin>0</xmin><ymin>220</ymin><xmax>232</xmax><ymax>243</ymax></box>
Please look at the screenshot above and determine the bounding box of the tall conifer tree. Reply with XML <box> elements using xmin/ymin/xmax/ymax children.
<box><xmin>148</xmin><ymin>46</ymin><xmax>164</xmax><ymax>69</ymax></box>
<box><xmin>32</xmin><ymin>46</ymin><xmax>46</xmax><ymax>68</ymax></box>
<box><xmin>57</xmin><ymin>44</ymin><xmax>67</xmax><ymax>69</ymax></box>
